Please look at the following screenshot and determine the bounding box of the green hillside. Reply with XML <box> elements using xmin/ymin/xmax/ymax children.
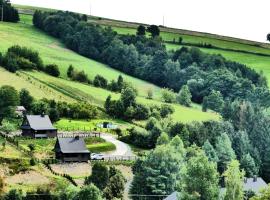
<box><xmin>16</xmin><ymin>6</ymin><xmax>270</xmax><ymax>85</ymax></box>
<box><xmin>0</xmin><ymin>18</ymin><xmax>219</xmax><ymax>123</ymax></box>
<box><xmin>110</xmin><ymin>27</ymin><xmax>270</xmax><ymax>86</ymax></box>
<box><xmin>0</xmin><ymin>16</ymin><xmax>160</xmax><ymax>98</ymax></box>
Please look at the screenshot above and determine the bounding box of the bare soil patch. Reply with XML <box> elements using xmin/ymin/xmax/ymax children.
<box><xmin>6</xmin><ymin>170</ymin><xmax>50</xmax><ymax>185</ymax></box>
<box><xmin>50</xmin><ymin>163</ymin><xmax>91</xmax><ymax>177</ymax></box>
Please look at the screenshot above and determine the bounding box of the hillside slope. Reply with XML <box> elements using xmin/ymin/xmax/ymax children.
<box><xmin>16</xmin><ymin>5</ymin><xmax>270</xmax><ymax>87</ymax></box>
<box><xmin>0</xmin><ymin>19</ymin><xmax>219</xmax><ymax>123</ymax></box>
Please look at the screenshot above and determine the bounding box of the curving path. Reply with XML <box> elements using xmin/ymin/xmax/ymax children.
<box><xmin>100</xmin><ymin>133</ymin><xmax>134</xmax><ymax>157</ymax></box>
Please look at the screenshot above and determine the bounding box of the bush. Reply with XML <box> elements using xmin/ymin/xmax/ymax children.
<box><xmin>160</xmin><ymin>104</ymin><xmax>174</xmax><ymax>118</ymax></box>
<box><xmin>30</xmin><ymin>158</ymin><xmax>36</xmax><ymax>166</ymax></box>
<box><xmin>7</xmin><ymin>45</ymin><xmax>43</xmax><ymax>69</ymax></box>
<box><xmin>93</xmin><ymin>75</ymin><xmax>108</xmax><ymax>88</ymax></box>
<box><xmin>73</xmin><ymin>70</ymin><xmax>88</xmax><ymax>83</ymax></box>
<box><xmin>161</xmin><ymin>88</ymin><xmax>176</xmax><ymax>103</ymax></box>
<box><xmin>45</xmin><ymin>64</ymin><xmax>60</xmax><ymax>77</ymax></box>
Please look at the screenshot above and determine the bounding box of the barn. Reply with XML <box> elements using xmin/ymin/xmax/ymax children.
<box><xmin>21</xmin><ymin>114</ymin><xmax>57</xmax><ymax>138</ymax></box>
<box><xmin>54</xmin><ymin>136</ymin><xmax>90</xmax><ymax>162</ymax></box>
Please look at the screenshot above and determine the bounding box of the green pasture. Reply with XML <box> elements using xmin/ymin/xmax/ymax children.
<box><xmin>0</xmin><ymin>19</ymin><xmax>160</xmax><ymax>98</ymax></box>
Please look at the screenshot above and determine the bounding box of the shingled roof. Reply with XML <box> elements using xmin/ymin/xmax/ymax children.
<box><xmin>23</xmin><ymin>115</ymin><xmax>56</xmax><ymax>131</ymax></box>
<box><xmin>244</xmin><ymin>177</ymin><xmax>267</xmax><ymax>193</ymax></box>
<box><xmin>56</xmin><ymin>137</ymin><xmax>90</xmax><ymax>153</ymax></box>
<box><xmin>164</xmin><ymin>192</ymin><xmax>179</xmax><ymax>200</ymax></box>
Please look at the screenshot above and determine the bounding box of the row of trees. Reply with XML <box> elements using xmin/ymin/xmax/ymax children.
<box><xmin>104</xmin><ymin>86</ymin><xmax>174</xmax><ymax>121</ymax></box>
<box><xmin>32</xmin><ymin>11</ymin><xmax>269</xmax><ymax>107</ymax></box>
<box><xmin>0</xmin><ymin>0</ymin><xmax>19</xmax><ymax>22</ymax></box>
<box><xmin>0</xmin><ymin>86</ymin><xmax>99</xmax><ymax>125</ymax></box>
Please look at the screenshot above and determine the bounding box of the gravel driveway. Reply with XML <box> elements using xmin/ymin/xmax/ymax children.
<box><xmin>100</xmin><ymin>133</ymin><xmax>134</xmax><ymax>157</ymax></box>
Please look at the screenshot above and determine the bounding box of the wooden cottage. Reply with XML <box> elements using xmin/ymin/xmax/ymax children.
<box><xmin>21</xmin><ymin>115</ymin><xmax>57</xmax><ymax>138</ymax></box>
<box><xmin>54</xmin><ymin>137</ymin><xmax>90</xmax><ymax>162</ymax></box>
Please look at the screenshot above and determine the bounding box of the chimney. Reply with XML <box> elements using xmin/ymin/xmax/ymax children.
<box><xmin>41</xmin><ymin>112</ymin><xmax>45</xmax><ymax>117</ymax></box>
<box><xmin>244</xmin><ymin>178</ymin><xmax>247</xmax><ymax>183</ymax></box>
<box><xmin>253</xmin><ymin>176</ymin><xmax>257</xmax><ymax>182</ymax></box>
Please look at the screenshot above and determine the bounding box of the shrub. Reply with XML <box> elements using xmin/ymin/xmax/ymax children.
<box><xmin>73</xmin><ymin>70</ymin><xmax>88</xmax><ymax>83</ymax></box>
<box><xmin>45</xmin><ymin>64</ymin><xmax>60</xmax><ymax>77</ymax></box>
<box><xmin>161</xmin><ymin>88</ymin><xmax>176</xmax><ymax>103</ymax></box>
<box><xmin>30</xmin><ymin>158</ymin><xmax>36</xmax><ymax>166</ymax></box>
<box><xmin>93</xmin><ymin>75</ymin><xmax>108</xmax><ymax>88</ymax></box>
<box><xmin>160</xmin><ymin>104</ymin><xmax>175</xmax><ymax>118</ymax></box>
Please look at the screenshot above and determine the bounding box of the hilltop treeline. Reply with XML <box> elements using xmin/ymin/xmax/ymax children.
<box><xmin>0</xmin><ymin>0</ymin><xmax>19</xmax><ymax>22</ymax></box>
<box><xmin>33</xmin><ymin>10</ymin><xmax>270</xmax><ymax>107</ymax></box>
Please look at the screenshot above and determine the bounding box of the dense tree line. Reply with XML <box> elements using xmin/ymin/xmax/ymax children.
<box><xmin>126</xmin><ymin>99</ymin><xmax>270</xmax><ymax>200</ymax></box>
<box><xmin>130</xmin><ymin>135</ymin><xmax>246</xmax><ymax>200</ymax></box>
<box><xmin>0</xmin><ymin>86</ymin><xmax>99</xmax><ymax>125</ymax></box>
<box><xmin>33</xmin><ymin>10</ymin><xmax>270</xmax><ymax>107</ymax></box>
<box><xmin>0</xmin><ymin>0</ymin><xmax>19</xmax><ymax>22</ymax></box>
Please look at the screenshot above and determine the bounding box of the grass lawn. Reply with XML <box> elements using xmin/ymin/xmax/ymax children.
<box><xmin>17</xmin><ymin>136</ymin><xmax>116</xmax><ymax>157</ymax></box>
<box><xmin>0</xmin><ymin>68</ymin><xmax>73</xmax><ymax>102</ymax></box>
<box><xmin>18</xmin><ymin>138</ymin><xmax>56</xmax><ymax>159</ymax></box>
<box><xmin>55</xmin><ymin>119</ymin><xmax>132</xmax><ymax>131</ymax></box>
<box><xmin>0</xmin><ymin>137</ymin><xmax>25</xmax><ymax>159</ymax></box>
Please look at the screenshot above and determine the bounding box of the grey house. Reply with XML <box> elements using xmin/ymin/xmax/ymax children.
<box><xmin>220</xmin><ymin>177</ymin><xmax>267</xmax><ymax>197</ymax></box>
<box><xmin>21</xmin><ymin>115</ymin><xmax>57</xmax><ymax>138</ymax></box>
<box><xmin>54</xmin><ymin>137</ymin><xmax>90</xmax><ymax>162</ymax></box>
<box><xmin>243</xmin><ymin>177</ymin><xmax>267</xmax><ymax>193</ymax></box>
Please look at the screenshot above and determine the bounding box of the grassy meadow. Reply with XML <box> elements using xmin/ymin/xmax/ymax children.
<box><xmin>0</xmin><ymin>14</ymin><xmax>219</xmax><ymax>123</ymax></box>
<box><xmin>0</xmin><ymin>16</ymin><xmax>161</xmax><ymax>98</ymax></box>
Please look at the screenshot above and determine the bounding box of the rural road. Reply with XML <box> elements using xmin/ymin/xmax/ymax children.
<box><xmin>100</xmin><ymin>133</ymin><xmax>134</xmax><ymax>157</ymax></box>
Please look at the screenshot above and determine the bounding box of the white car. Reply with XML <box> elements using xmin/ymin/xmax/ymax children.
<box><xmin>90</xmin><ymin>153</ymin><xmax>105</xmax><ymax>160</ymax></box>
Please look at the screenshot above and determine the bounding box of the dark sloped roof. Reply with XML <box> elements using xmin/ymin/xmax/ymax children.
<box><xmin>164</xmin><ymin>192</ymin><xmax>179</xmax><ymax>200</ymax></box>
<box><xmin>57</xmin><ymin>137</ymin><xmax>90</xmax><ymax>153</ymax></box>
<box><xmin>26</xmin><ymin>115</ymin><xmax>56</xmax><ymax>130</ymax></box>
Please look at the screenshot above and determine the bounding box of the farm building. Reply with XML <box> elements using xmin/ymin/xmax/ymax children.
<box><xmin>54</xmin><ymin>136</ymin><xmax>90</xmax><ymax>162</ymax></box>
<box><xmin>21</xmin><ymin>114</ymin><xmax>57</xmax><ymax>138</ymax></box>
<box><xmin>220</xmin><ymin>177</ymin><xmax>267</xmax><ymax>196</ymax></box>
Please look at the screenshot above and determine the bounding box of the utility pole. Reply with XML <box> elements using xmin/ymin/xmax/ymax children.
<box><xmin>163</xmin><ymin>15</ymin><xmax>165</xmax><ymax>27</ymax></box>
